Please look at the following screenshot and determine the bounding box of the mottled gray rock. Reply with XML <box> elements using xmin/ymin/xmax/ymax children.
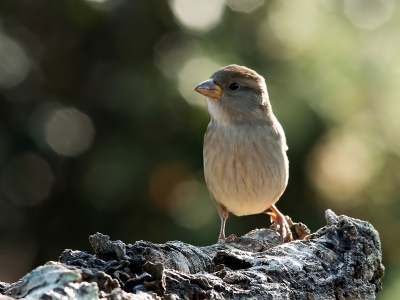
<box><xmin>1</xmin><ymin>210</ymin><xmax>384</xmax><ymax>299</ymax></box>
<box><xmin>4</xmin><ymin>263</ymin><xmax>99</xmax><ymax>300</ymax></box>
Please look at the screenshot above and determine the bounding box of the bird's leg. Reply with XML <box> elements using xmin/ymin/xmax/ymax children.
<box><xmin>268</xmin><ymin>204</ymin><xmax>290</xmax><ymax>238</ymax></box>
<box><xmin>216</xmin><ymin>204</ymin><xmax>236</xmax><ymax>243</ymax></box>
<box><xmin>218</xmin><ymin>213</ymin><xmax>228</xmax><ymax>241</ymax></box>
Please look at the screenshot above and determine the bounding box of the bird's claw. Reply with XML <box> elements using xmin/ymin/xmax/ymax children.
<box><xmin>268</xmin><ymin>211</ymin><xmax>291</xmax><ymax>239</ymax></box>
<box><xmin>218</xmin><ymin>234</ymin><xmax>237</xmax><ymax>243</ymax></box>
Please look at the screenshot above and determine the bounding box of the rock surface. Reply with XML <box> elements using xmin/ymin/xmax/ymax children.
<box><xmin>1</xmin><ymin>210</ymin><xmax>384</xmax><ymax>299</ymax></box>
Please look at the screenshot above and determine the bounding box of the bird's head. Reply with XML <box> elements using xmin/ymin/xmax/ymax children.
<box><xmin>194</xmin><ymin>64</ymin><xmax>271</xmax><ymax>125</ymax></box>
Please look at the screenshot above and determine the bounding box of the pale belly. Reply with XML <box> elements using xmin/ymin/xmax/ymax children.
<box><xmin>204</xmin><ymin>124</ymin><xmax>288</xmax><ymax>216</ymax></box>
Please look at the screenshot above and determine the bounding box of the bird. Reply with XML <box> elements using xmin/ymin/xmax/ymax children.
<box><xmin>194</xmin><ymin>64</ymin><xmax>290</xmax><ymax>243</ymax></box>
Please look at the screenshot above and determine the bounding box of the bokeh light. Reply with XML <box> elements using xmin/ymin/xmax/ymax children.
<box><xmin>266</xmin><ymin>1</ymin><xmax>318</xmax><ymax>58</ymax></box>
<box><xmin>0</xmin><ymin>33</ymin><xmax>30</xmax><ymax>89</ymax></box>
<box><xmin>169</xmin><ymin>0</ymin><xmax>225</xmax><ymax>33</ymax></box>
<box><xmin>149</xmin><ymin>161</ymin><xmax>193</xmax><ymax>210</ymax></box>
<box><xmin>226</xmin><ymin>0</ymin><xmax>264</xmax><ymax>13</ymax></box>
<box><xmin>154</xmin><ymin>32</ymin><xmax>201</xmax><ymax>79</ymax></box>
<box><xmin>308</xmin><ymin>131</ymin><xmax>381</xmax><ymax>204</ymax></box>
<box><xmin>84</xmin><ymin>0</ymin><xmax>123</xmax><ymax>11</ymax></box>
<box><xmin>178</xmin><ymin>56</ymin><xmax>221</xmax><ymax>107</ymax></box>
<box><xmin>168</xmin><ymin>180</ymin><xmax>216</xmax><ymax>228</ymax></box>
<box><xmin>344</xmin><ymin>0</ymin><xmax>395</xmax><ymax>30</ymax></box>
<box><xmin>45</xmin><ymin>107</ymin><xmax>95</xmax><ymax>157</ymax></box>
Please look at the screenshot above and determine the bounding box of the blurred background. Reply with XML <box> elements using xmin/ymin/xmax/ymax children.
<box><xmin>0</xmin><ymin>0</ymin><xmax>398</xmax><ymax>297</ymax></box>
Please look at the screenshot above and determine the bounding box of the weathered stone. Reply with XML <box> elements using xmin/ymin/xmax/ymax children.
<box><xmin>1</xmin><ymin>210</ymin><xmax>384</xmax><ymax>299</ymax></box>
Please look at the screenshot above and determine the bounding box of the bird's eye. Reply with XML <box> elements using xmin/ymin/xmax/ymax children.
<box><xmin>229</xmin><ymin>82</ymin><xmax>240</xmax><ymax>90</ymax></box>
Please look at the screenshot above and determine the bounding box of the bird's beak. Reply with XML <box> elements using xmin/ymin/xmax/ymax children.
<box><xmin>194</xmin><ymin>79</ymin><xmax>222</xmax><ymax>98</ymax></box>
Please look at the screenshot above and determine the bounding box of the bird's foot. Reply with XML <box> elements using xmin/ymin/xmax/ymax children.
<box><xmin>268</xmin><ymin>210</ymin><xmax>291</xmax><ymax>240</ymax></box>
<box><xmin>218</xmin><ymin>234</ymin><xmax>237</xmax><ymax>243</ymax></box>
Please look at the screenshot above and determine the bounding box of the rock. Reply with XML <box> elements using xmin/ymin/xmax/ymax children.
<box><xmin>1</xmin><ymin>210</ymin><xmax>384</xmax><ymax>299</ymax></box>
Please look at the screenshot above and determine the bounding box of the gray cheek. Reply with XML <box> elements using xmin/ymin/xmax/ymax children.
<box><xmin>231</xmin><ymin>92</ymin><xmax>260</xmax><ymax>111</ymax></box>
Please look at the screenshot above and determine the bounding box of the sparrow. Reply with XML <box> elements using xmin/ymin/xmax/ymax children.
<box><xmin>194</xmin><ymin>64</ymin><xmax>290</xmax><ymax>242</ymax></box>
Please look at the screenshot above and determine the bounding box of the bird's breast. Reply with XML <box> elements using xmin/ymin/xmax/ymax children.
<box><xmin>203</xmin><ymin>122</ymin><xmax>288</xmax><ymax>216</ymax></box>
